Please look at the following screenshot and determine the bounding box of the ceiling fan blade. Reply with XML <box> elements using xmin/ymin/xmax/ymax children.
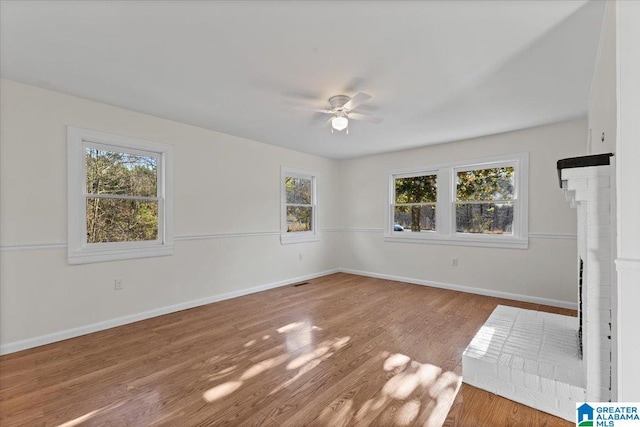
<box><xmin>343</xmin><ymin>92</ymin><xmax>371</xmax><ymax>111</ymax></box>
<box><xmin>348</xmin><ymin>112</ymin><xmax>383</xmax><ymax>124</ymax></box>
<box><xmin>292</xmin><ymin>106</ymin><xmax>333</xmax><ymax>114</ymax></box>
<box><xmin>307</xmin><ymin>112</ymin><xmax>331</xmax><ymax>126</ymax></box>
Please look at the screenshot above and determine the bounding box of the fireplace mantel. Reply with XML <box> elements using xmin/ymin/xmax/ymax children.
<box><xmin>557</xmin><ymin>153</ymin><xmax>613</xmax><ymax>188</ymax></box>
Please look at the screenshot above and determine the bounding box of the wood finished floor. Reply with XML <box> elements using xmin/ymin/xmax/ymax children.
<box><xmin>0</xmin><ymin>273</ymin><xmax>575</xmax><ymax>426</ymax></box>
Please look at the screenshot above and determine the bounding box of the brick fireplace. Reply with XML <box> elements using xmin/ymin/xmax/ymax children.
<box><xmin>558</xmin><ymin>153</ymin><xmax>615</xmax><ymax>402</ymax></box>
<box><xmin>462</xmin><ymin>154</ymin><xmax>614</xmax><ymax>421</ymax></box>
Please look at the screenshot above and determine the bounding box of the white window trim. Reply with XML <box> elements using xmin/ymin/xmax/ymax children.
<box><xmin>67</xmin><ymin>126</ymin><xmax>174</xmax><ymax>264</ymax></box>
<box><xmin>281</xmin><ymin>167</ymin><xmax>319</xmax><ymax>245</ymax></box>
<box><xmin>384</xmin><ymin>153</ymin><xmax>529</xmax><ymax>249</ymax></box>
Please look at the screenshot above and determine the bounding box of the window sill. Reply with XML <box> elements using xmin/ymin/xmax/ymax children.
<box><xmin>68</xmin><ymin>245</ymin><xmax>174</xmax><ymax>264</ymax></box>
<box><xmin>280</xmin><ymin>233</ymin><xmax>320</xmax><ymax>245</ymax></box>
<box><xmin>383</xmin><ymin>233</ymin><xmax>528</xmax><ymax>249</ymax></box>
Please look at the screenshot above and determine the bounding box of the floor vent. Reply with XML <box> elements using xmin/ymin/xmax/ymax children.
<box><xmin>293</xmin><ymin>281</ymin><xmax>310</xmax><ymax>287</ymax></box>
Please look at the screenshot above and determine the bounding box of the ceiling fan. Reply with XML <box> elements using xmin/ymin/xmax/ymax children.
<box><xmin>294</xmin><ymin>92</ymin><xmax>383</xmax><ymax>134</ymax></box>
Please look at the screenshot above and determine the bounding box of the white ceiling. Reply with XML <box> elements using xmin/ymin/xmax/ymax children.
<box><xmin>0</xmin><ymin>1</ymin><xmax>605</xmax><ymax>159</ymax></box>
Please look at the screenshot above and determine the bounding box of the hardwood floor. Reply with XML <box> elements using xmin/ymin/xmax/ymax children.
<box><xmin>0</xmin><ymin>273</ymin><xmax>575</xmax><ymax>426</ymax></box>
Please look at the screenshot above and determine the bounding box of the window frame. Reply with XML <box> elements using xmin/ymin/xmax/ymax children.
<box><xmin>391</xmin><ymin>170</ymin><xmax>439</xmax><ymax>233</ymax></box>
<box><xmin>67</xmin><ymin>126</ymin><xmax>174</xmax><ymax>264</ymax></box>
<box><xmin>281</xmin><ymin>167</ymin><xmax>319</xmax><ymax>244</ymax></box>
<box><xmin>385</xmin><ymin>153</ymin><xmax>528</xmax><ymax>249</ymax></box>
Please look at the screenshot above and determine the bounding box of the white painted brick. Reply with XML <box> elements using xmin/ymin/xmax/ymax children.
<box><xmin>570</xmin><ymin>385</ymin><xmax>586</xmax><ymax>401</ymax></box>
<box><xmin>586</xmin><ymin>227</ymin><xmax>610</xmax><ymax>241</ymax></box>
<box><xmin>498</xmin><ymin>363</ymin><xmax>511</xmax><ymax>382</ymax></box>
<box><xmin>587</xmin><ymin>177</ymin><xmax>611</xmax><ymax>189</ymax></box>
<box><xmin>462</xmin><ymin>347</ymin><xmax>486</xmax><ymax>359</ymax></box>
<box><xmin>498</xmin><ymin>353</ymin><xmax>512</xmax><ymax>367</ymax></box>
<box><xmin>555</xmin><ymin>368</ymin><xmax>573</xmax><ymax>385</ymax></box>
<box><xmin>510</xmin><ymin>355</ymin><xmax>525</xmax><ymax>371</ymax></box>
<box><xmin>462</xmin><ymin>305</ymin><xmax>589</xmax><ymax>423</ymax></box>
<box><xmin>590</xmin><ymin>213</ymin><xmax>611</xmax><ymax>226</ymax></box>
<box><xmin>461</xmin><ymin>374</ymin><xmax>480</xmax><ymax>388</ymax></box>
<box><xmin>567</xmin><ymin>368</ymin><xmax>584</xmax><ymax>386</ymax></box>
<box><xmin>565</xmin><ymin>178</ymin><xmax>588</xmax><ymax>190</ymax></box>
<box><xmin>539</xmin><ymin>362</ymin><xmax>555</xmax><ymax>379</ymax></box>
<box><xmin>524</xmin><ymin>372</ymin><xmax>540</xmax><ymax>391</ymax></box>
<box><xmin>540</xmin><ymin>377</ymin><xmax>556</xmax><ymax>395</ymax></box>
<box><xmin>523</xmin><ymin>359</ymin><xmax>539</xmax><ymax>374</ymax></box>
<box><xmin>556</xmin><ymin>381</ymin><xmax>572</xmax><ymax>400</ymax></box>
<box><xmin>562</xmin><ymin>166</ymin><xmax>609</xmax><ymax>181</ymax></box>
<box><xmin>463</xmin><ymin>355</ymin><xmax>497</xmax><ymax>376</ymax></box>
<box><xmin>514</xmin><ymin>384</ymin><xmax>558</xmax><ymax>412</ymax></box>
<box><xmin>586</xmin><ymin>387</ymin><xmax>610</xmax><ymax>402</ymax></box>
<box><xmin>511</xmin><ymin>385</ymin><xmax>536</xmax><ymax>408</ymax></box>
<box><xmin>535</xmin><ymin>397</ymin><xmax>561</xmax><ymax>419</ymax></box>
<box><xmin>477</xmin><ymin>372</ymin><xmax>504</xmax><ymax>394</ymax></box>
<box><xmin>575</xmin><ymin>189</ymin><xmax>610</xmax><ymax>203</ymax></box>
<box><xmin>558</xmin><ymin>398</ymin><xmax>577</xmax><ymax>423</ymax></box>
<box><xmin>510</xmin><ymin>368</ymin><xmax>525</xmax><ymax>386</ymax></box>
<box><xmin>494</xmin><ymin>381</ymin><xmax>516</xmax><ymax>397</ymax></box>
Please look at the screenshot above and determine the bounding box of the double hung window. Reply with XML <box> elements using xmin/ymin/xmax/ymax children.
<box><xmin>281</xmin><ymin>167</ymin><xmax>318</xmax><ymax>244</ymax></box>
<box><xmin>386</xmin><ymin>153</ymin><xmax>528</xmax><ymax>248</ymax></box>
<box><xmin>392</xmin><ymin>173</ymin><xmax>437</xmax><ymax>232</ymax></box>
<box><xmin>455</xmin><ymin>165</ymin><xmax>515</xmax><ymax>235</ymax></box>
<box><xmin>68</xmin><ymin>127</ymin><xmax>173</xmax><ymax>264</ymax></box>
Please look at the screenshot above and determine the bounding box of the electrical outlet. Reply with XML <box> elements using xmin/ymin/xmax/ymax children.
<box><xmin>114</xmin><ymin>278</ymin><xmax>124</xmax><ymax>290</ymax></box>
<box><xmin>452</xmin><ymin>258</ymin><xmax>458</xmax><ymax>267</ymax></box>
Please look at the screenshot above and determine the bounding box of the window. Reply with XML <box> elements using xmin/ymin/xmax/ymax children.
<box><xmin>281</xmin><ymin>167</ymin><xmax>318</xmax><ymax>244</ymax></box>
<box><xmin>393</xmin><ymin>173</ymin><xmax>437</xmax><ymax>232</ymax></box>
<box><xmin>455</xmin><ymin>166</ymin><xmax>514</xmax><ymax>234</ymax></box>
<box><xmin>385</xmin><ymin>153</ymin><xmax>528</xmax><ymax>248</ymax></box>
<box><xmin>67</xmin><ymin>127</ymin><xmax>173</xmax><ymax>264</ymax></box>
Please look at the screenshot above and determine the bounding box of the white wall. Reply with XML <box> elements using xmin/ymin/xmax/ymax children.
<box><xmin>588</xmin><ymin>2</ymin><xmax>617</xmax><ymax>155</ymax></box>
<box><xmin>0</xmin><ymin>79</ymin><xmax>341</xmax><ymax>352</ymax></box>
<box><xmin>336</xmin><ymin>119</ymin><xmax>587</xmax><ymax>305</ymax></box>
<box><xmin>615</xmin><ymin>0</ymin><xmax>640</xmax><ymax>401</ymax></box>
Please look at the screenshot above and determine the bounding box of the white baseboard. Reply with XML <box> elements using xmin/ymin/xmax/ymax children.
<box><xmin>339</xmin><ymin>268</ymin><xmax>578</xmax><ymax>310</ymax></box>
<box><xmin>0</xmin><ymin>269</ymin><xmax>339</xmax><ymax>355</ymax></box>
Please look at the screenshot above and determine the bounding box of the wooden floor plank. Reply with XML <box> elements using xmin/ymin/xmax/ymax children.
<box><xmin>0</xmin><ymin>273</ymin><xmax>574</xmax><ymax>426</ymax></box>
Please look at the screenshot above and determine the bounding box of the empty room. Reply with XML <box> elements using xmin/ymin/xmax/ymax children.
<box><xmin>1</xmin><ymin>1</ymin><xmax>639</xmax><ymax>426</ymax></box>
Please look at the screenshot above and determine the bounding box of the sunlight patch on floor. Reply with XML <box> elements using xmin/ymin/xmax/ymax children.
<box><xmin>202</xmin><ymin>321</ymin><xmax>351</xmax><ymax>405</ymax></box>
<box><xmin>277</xmin><ymin>322</ymin><xmax>306</xmax><ymax>333</ymax></box>
<box><xmin>383</xmin><ymin>353</ymin><xmax>411</xmax><ymax>371</ymax></box>
<box><xmin>57</xmin><ymin>401</ymin><xmax>125</xmax><ymax>427</ymax></box>
<box><xmin>205</xmin><ymin>365</ymin><xmax>237</xmax><ymax>382</ymax></box>
<box><xmin>320</xmin><ymin>352</ymin><xmax>462</xmax><ymax>427</ymax></box>
<box><xmin>287</xmin><ymin>346</ymin><xmax>330</xmax><ymax>370</ymax></box>
<box><xmin>396</xmin><ymin>399</ymin><xmax>421</xmax><ymax>426</ymax></box>
<box><xmin>203</xmin><ymin>381</ymin><xmax>243</xmax><ymax>403</ymax></box>
<box><xmin>240</xmin><ymin>354</ymin><xmax>289</xmax><ymax>380</ymax></box>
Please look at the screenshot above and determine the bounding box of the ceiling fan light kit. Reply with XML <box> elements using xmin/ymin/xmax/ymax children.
<box><xmin>331</xmin><ymin>115</ymin><xmax>349</xmax><ymax>132</ymax></box>
<box><xmin>294</xmin><ymin>92</ymin><xmax>382</xmax><ymax>135</ymax></box>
